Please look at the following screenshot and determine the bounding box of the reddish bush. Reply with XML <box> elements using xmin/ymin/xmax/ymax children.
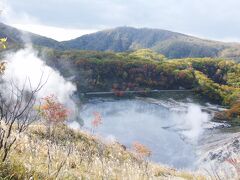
<box><xmin>132</xmin><ymin>142</ymin><xmax>151</xmax><ymax>159</ymax></box>
<box><xmin>91</xmin><ymin>112</ymin><xmax>102</xmax><ymax>128</ymax></box>
<box><xmin>38</xmin><ymin>95</ymin><xmax>69</xmax><ymax>124</ymax></box>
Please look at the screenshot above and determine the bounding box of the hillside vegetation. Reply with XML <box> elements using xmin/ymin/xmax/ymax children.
<box><xmin>39</xmin><ymin>48</ymin><xmax>240</xmax><ymax>121</ymax></box>
<box><xmin>2</xmin><ymin>23</ymin><xmax>240</xmax><ymax>60</ymax></box>
<box><xmin>59</xmin><ymin>26</ymin><xmax>240</xmax><ymax>60</ymax></box>
<box><xmin>61</xmin><ymin>27</ymin><xmax>232</xmax><ymax>59</ymax></box>
<box><xmin>0</xmin><ymin>123</ymin><xmax>204</xmax><ymax>179</ymax></box>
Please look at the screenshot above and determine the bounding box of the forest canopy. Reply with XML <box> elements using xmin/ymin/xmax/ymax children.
<box><xmin>41</xmin><ymin>49</ymin><xmax>240</xmax><ymax>110</ymax></box>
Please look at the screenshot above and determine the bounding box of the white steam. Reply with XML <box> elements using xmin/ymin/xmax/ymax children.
<box><xmin>1</xmin><ymin>47</ymin><xmax>77</xmax><ymax>120</ymax></box>
<box><xmin>177</xmin><ymin>104</ymin><xmax>210</xmax><ymax>141</ymax></box>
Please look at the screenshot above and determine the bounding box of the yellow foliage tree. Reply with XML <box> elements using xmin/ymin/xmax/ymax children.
<box><xmin>0</xmin><ymin>38</ymin><xmax>7</xmax><ymax>49</ymax></box>
<box><xmin>0</xmin><ymin>38</ymin><xmax>7</xmax><ymax>74</ymax></box>
<box><xmin>129</xmin><ymin>49</ymin><xmax>165</xmax><ymax>61</ymax></box>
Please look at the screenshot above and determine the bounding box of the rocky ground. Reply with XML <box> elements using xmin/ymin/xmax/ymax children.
<box><xmin>198</xmin><ymin>129</ymin><xmax>240</xmax><ymax>179</ymax></box>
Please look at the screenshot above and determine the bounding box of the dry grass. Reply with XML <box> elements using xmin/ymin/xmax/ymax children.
<box><xmin>0</xmin><ymin>123</ymin><xmax>205</xmax><ymax>179</ymax></box>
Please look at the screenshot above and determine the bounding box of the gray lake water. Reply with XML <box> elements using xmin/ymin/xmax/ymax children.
<box><xmin>74</xmin><ymin>95</ymin><xmax>228</xmax><ymax>170</ymax></box>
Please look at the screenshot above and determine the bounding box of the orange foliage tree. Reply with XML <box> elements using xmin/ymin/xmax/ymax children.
<box><xmin>38</xmin><ymin>95</ymin><xmax>69</xmax><ymax>124</ymax></box>
<box><xmin>132</xmin><ymin>141</ymin><xmax>151</xmax><ymax>159</ymax></box>
<box><xmin>37</xmin><ymin>95</ymin><xmax>69</xmax><ymax>137</ymax></box>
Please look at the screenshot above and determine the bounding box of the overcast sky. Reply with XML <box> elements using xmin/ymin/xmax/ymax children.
<box><xmin>1</xmin><ymin>0</ymin><xmax>240</xmax><ymax>41</ymax></box>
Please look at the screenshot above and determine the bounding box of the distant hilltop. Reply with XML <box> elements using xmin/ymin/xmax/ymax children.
<box><xmin>1</xmin><ymin>22</ymin><xmax>240</xmax><ymax>60</ymax></box>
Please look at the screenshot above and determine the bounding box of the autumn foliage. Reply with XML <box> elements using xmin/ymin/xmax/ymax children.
<box><xmin>0</xmin><ymin>62</ymin><xmax>5</xmax><ymax>74</ymax></box>
<box><xmin>91</xmin><ymin>112</ymin><xmax>102</xmax><ymax>128</ymax></box>
<box><xmin>0</xmin><ymin>37</ymin><xmax>7</xmax><ymax>74</ymax></box>
<box><xmin>0</xmin><ymin>38</ymin><xmax>7</xmax><ymax>49</ymax></box>
<box><xmin>132</xmin><ymin>142</ymin><xmax>151</xmax><ymax>159</ymax></box>
<box><xmin>226</xmin><ymin>102</ymin><xmax>240</xmax><ymax>119</ymax></box>
<box><xmin>38</xmin><ymin>95</ymin><xmax>69</xmax><ymax>124</ymax></box>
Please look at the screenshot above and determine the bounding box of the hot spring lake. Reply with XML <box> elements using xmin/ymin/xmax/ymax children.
<box><xmin>71</xmin><ymin>93</ymin><xmax>230</xmax><ymax>170</ymax></box>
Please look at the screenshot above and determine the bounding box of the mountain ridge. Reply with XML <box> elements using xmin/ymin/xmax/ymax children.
<box><xmin>61</xmin><ymin>26</ymin><xmax>238</xmax><ymax>58</ymax></box>
<box><xmin>0</xmin><ymin>22</ymin><xmax>62</xmax><ymax>49</ymax></box>
<box><xmin>1</xmin><ymin>22</ymin><xmax>240</xmax><ymax>60</ymax></box>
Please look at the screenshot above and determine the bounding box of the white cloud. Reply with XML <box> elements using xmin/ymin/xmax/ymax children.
<box><xmin>11</xmin><ymin>24</ymin><xmax>98</xmax><ymax>41</ymax></box>
<box><xmin>0</xmin><ymin>0</ymin><xmax>98</xmax><ymax>41</ymax></box>
<box><xmin>0</xmin><ymin>0</ymin><xmax>39</xmax><ymax>25</ymax></box>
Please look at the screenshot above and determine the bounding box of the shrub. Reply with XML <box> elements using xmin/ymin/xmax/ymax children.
<box><xmin>37</xmin><ymin>95</ymin><xmax>69</xmax><ymax>139</ymax></box>
<box><xmin>132</xmin><ymin>142</ymin><xmax>151</xmax><ymax>159</ymax></box>
<box><xmin>38</xmin><ymin>95</ymin><xmax>69</xmax><ymax>125</ymax></box>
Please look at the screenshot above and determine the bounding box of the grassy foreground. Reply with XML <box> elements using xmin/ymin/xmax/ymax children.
<box><xmin>0</xmin><ymin>123</ymin><xmax>205</xmax><ymax>179</ymax></box>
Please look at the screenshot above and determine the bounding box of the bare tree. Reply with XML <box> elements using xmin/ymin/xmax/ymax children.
<box><xmin>0</xmin><ymin>74</ymin><xmax>46</xmax><ymax>161</ymax></box>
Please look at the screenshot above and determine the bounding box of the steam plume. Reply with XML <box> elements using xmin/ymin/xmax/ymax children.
<box><xmin>1</xmin><ymin>47</ymin><xmax>78</xmax><ymax>121</ymax></box>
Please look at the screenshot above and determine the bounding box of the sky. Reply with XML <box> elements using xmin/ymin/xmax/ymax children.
<box><xmin>1</xmin><ymin>0</ymin><xmax>240</xmax><ymax>42</ymax></box>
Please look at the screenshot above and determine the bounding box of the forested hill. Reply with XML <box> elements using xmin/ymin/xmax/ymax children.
<box><xmin>2</xmin><ymin>22</ymin><xmax>240</xmax><ymax>60</ymax></box>
<box><xmin>61</xmin><ymin>27</ymin><xmax>240</xmax><ymax>60</ymax></box>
